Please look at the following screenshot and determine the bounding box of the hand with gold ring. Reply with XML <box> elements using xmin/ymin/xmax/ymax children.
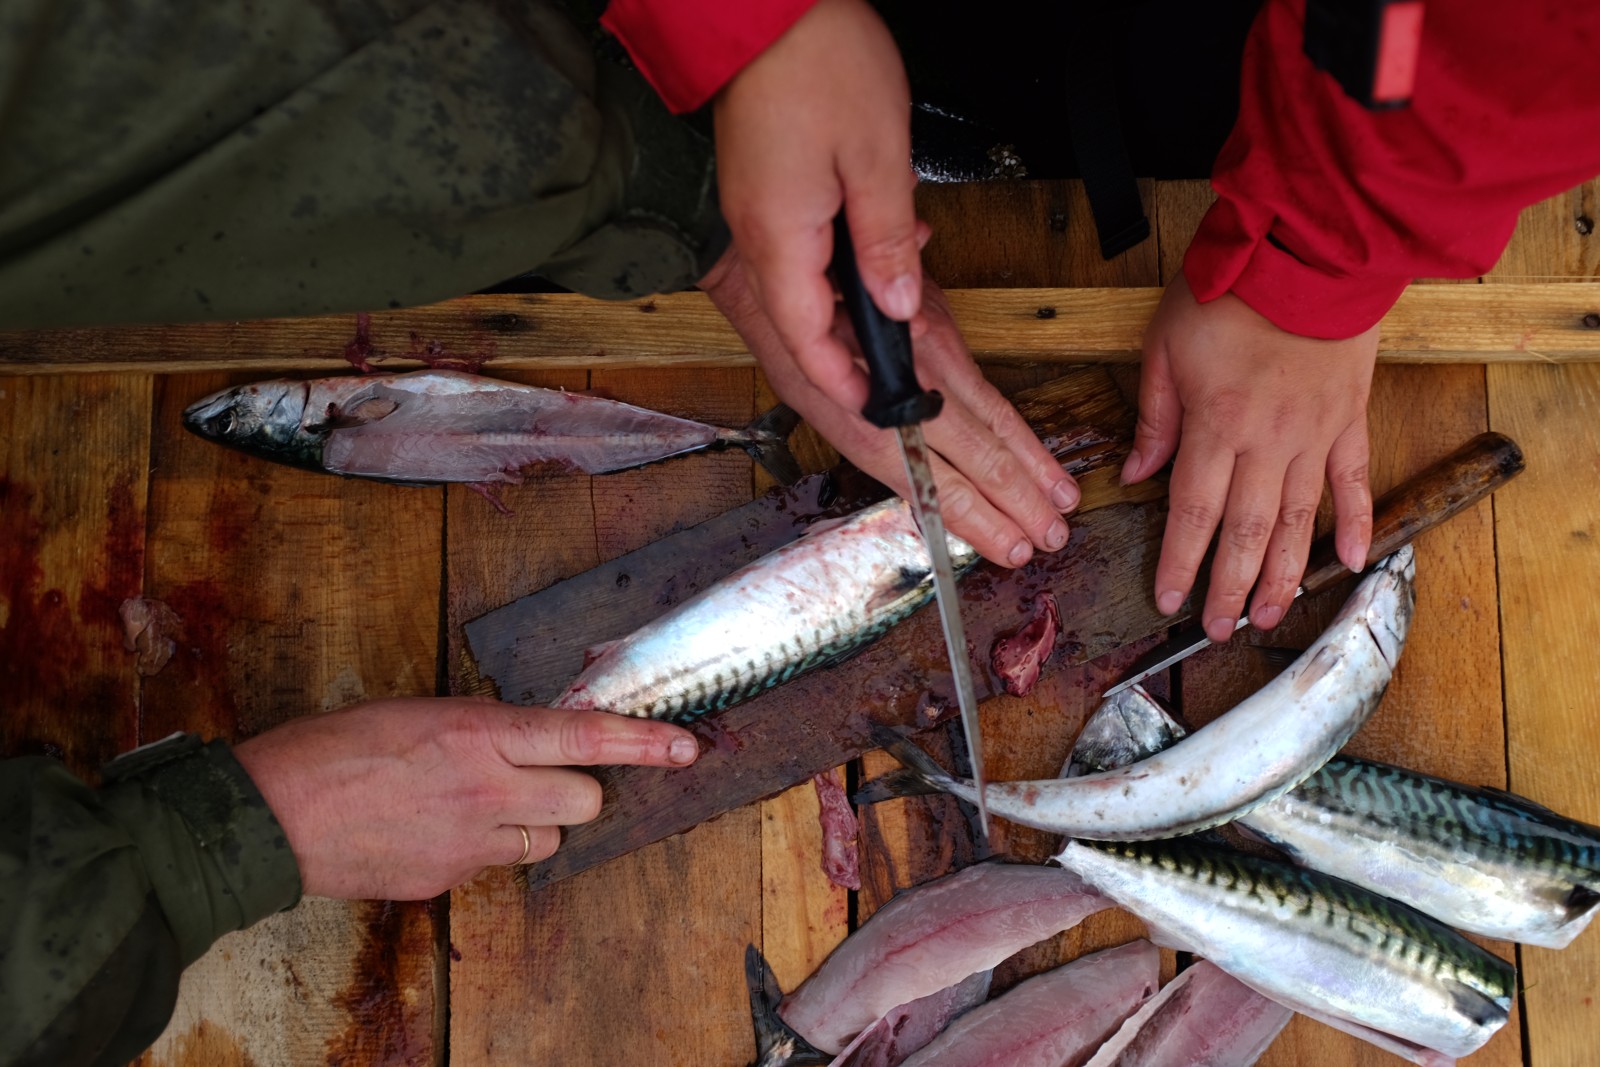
<box><xmin>233</xmin><ymin>696</ymin><xmax>700</xmax><ymax>900</ymax></box>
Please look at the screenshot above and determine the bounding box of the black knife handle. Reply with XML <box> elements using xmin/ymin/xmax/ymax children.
<box><xmin>830</xmin><ymin>211</ymin><xmax>943</xmax><ymax>429</ymax></box>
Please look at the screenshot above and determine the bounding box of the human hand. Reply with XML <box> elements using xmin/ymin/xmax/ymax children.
<box><xmin>232</xmin><ymin>697</ymin><xmax>698</xmax><ymax>899</ymax></box>
<box><xmin>713</xmin><ymin>0</ymin><xmax>919</xmax><ymax>416</ymax></box>
<box><xmin>700</xmin><ymin>245</ymin><xmax>1078</xmax><ymax>568</ymax></box>
<box><xmin>1125</xmin><ymin>275</ymin><xmax>1378</xmax><ymax>643</ymax></box>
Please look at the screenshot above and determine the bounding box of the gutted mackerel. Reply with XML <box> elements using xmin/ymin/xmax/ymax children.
<box><xmin>1072</xmin><ymin>685</ymin><xmax>1600</xmax><ymax>950</ymax></box>
<box><xmin>768</xmin><ymin>862</ymin><xmax>1110</xmax><ymax>1055</ymax></box>
<box><xmin>555</xmin><ymin>498</ymin><xmax>979</xmax><ymax>720</ymax></box>
<box><xmin>1081</xmin><ymin>960</ymin><xmax>1291</xmax><ymax>1067</ymax></box>
<box><xmin>859</xmin><ymin>547</ymin><xmax>1415</xmax><ymax>838</ymax></box>
<box><xmin>898</xmin><ymin>940</ymin><xmax>1159</xmax><ymax>1067</ymax></box>
<box><xmin>182</xmin><ymin>370</ymin><xmax>802</xmax><ymax>485</ymax></box>
<box><xmin>1053</xmin><ymin>837</ymin><xmax>1514</xmax><ymax>1066</ymax></box>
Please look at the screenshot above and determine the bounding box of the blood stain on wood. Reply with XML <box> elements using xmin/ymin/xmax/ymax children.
<box><xmin>323</xmin><ymin>899</ymin><xmax>434</xmax><ymax>1067</ymax></box>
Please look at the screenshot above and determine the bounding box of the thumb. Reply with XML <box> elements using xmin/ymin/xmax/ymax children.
<box><xmin>1123</xmin><ymin>337</ymin><xmax>1182</xmax><ymax>485</ymax></box>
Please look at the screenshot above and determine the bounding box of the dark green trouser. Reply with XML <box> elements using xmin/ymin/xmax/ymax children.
<box><xmin>0</xmin><ymin>740</ymin><xmax>302</xmax><ymax>1067</ymax></box>
<box><xmin>0</xmin><ymin>0</ymin><xmax>725</xmax><ymax>329</ymax></box>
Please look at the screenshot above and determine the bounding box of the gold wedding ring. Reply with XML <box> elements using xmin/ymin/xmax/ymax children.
<box><xmin>509</xmin><ymin>824</ymin><xmax>532</xmax><ymax>867</ymax></box>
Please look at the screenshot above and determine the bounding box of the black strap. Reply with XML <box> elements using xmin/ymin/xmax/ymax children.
<box><xmin>1062</xmin><ymin>7</ymin><xmax>1150</xmax><ymax>260</ymax></box>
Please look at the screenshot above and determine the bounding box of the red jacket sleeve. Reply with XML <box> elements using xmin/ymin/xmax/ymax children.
<box><xmin>601</xmin><ymin>0</ymin><xmax>820</xmax><ymax>114</ymax></box>
<box><xmin>1185</xmin><ymin>0</ymin><xmax>1600</xmax><ymax>339</ymax></box>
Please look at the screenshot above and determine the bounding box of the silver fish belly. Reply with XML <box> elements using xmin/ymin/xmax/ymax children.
<box><xmin>1069</xmin><ymin>685</ymin><xmax>1600</xmax><ymax>949</ymax></box>
<box><xmin>554</xmin><ymin>498</ymin><xmax>979</xmax><ymax>721</ymax></box>
<box><xmin>868</xmin><ymin>547</ymin><xmax>1415</xmax><ymax>839</ymax></box>
<box><xmin>1053</xmin><ymin>837</ymin><xmax>1514</xmax><ymax>1065</ymax></box>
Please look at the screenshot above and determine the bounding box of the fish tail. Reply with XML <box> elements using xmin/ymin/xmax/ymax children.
<box><xmin>853</xmin><ymin>725</ymin><xmax>958</xmax><ymax>804</ymax></box>
<box><xmin>744</xmin><ymin>944</ymin><xmax>830</xmax><ymax>1067</ymax></box>
<box><xmin>738</xmin><ymin>404</ymin><xmax>805</xmax><ymax>486</ymax></box>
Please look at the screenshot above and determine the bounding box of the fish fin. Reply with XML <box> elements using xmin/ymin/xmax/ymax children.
<box><xmin>854</xmin><ymin>726</ymin><xmax>957</xmax><ymax>803</ymax></box>
<box><xmin>737</xmin><ymin>404</ymin><xmax>805</xmax><ymax>486</ymax></box>
<box><xmin>744</xmin><ymin>944</ymin><xmax>830</xmax><ymax>1067</ymax></box>
<box><xmin>853</xmin><ymin>769</ymin><xmax>946</xmax><ymax>805</ymax></box>
<box><xmin>1565</xmin><ymin>883</ymin><xmax>1600</xmax><ymax>923</ymax></box>
<box><xmin>865</xmin><ymin>566</ymin><xmax>930</xmax><ymax>615</ymax></box>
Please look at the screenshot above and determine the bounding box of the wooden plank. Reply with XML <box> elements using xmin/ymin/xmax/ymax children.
<box><xmin>1476</xmin><ymin>177</ymin><xmax>1600</xmax><ymax>1066</ymax></box>
<box><xmin>1152</xmin><ymin>179</ymin><xmax>1216</xmax><ymax>286</ymax></box>
<box><xmin>447</xmin><ymin>368</ymin><xmax>764</xmax><ymax>1067</ymax></box>
<box><xmin>4</xmin><ymin>283</ymin><xmax>1599</xmax><ymax>374</ymax></box>
<box><xmin>1177</xmin><ymin>364</ymin><xmax>1521</xmax><ymax>1067</ymax></box>
<box><xmin>135</xmin><ymin>372</ymin><xmax>442</xmax><ymax>1067</ymax></box>
<box><xmin>1488</xmin><ymin>365</ymin><xmax>1600</xmax><ymax>1061</ymax></box>
<box><xmin>0</xmin><ymin>374</ymin><xmax>150</xmax><ymax>776</ymax></box>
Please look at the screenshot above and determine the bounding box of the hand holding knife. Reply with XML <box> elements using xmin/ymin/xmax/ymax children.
<box><xmin>830</xmin><ymin>211</ymin><xmax>992</xmax><ymax>837</ymax></box>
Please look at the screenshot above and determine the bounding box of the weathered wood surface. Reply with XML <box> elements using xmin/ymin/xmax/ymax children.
<box><xmin>135</xmin><ymin>372</ymin><xmax>443</xmax><ymax>1067</ymax></box>
<box><xmin>5</xmin><ymin>283</ymin><xmax>1600</xmax><ymax>374</ymax></box>
<box><xmin>447</xmin><ymin>369</ymin><xmax>765</xmax><ymax>1067</ymax></box>
<box><xmin>1485</xmin><ymin>174</ymin><xmax>1600</xmax><ymax>1067</ymax></box>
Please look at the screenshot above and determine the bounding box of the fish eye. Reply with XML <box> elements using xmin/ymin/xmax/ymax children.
<box><xmin>212</xmin><ymin>410</ymin><xmax>237</xmax><ymax>436</ymax></box>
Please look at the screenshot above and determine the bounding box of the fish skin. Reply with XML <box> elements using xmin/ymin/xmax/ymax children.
<box><xmin>1081</xmin><ymin>960</ymin><xmax>1291</xmax><ymax>1067</ymax></box>
<box><xmin>897</xmin><ymin>940</ymin><xmax>1159</xmax><ymax>1067</ymax></box>
<box><xmin>181</xmin><ymin>370</ymin><xmax>802</xmax><ymax>485</ymax></box>
<box><xmin>776</xmin><ymin>862</ymin><xmax>1111</xmax><ymax>1054</ymax></box>
<box><xmin>1053</xmin><ymin>837</ymin><xmax>1514</xmax><ymax>1065</ymax></box>
<box><xmin>860</xmin><ymin>547</ymin><xmax>1415</xmax><ymax>839</ymax></box>
<box><xmin>1070</xmin><ymin>686</ymin><xmax>1600</xmax><ymax>949</ymax></box>
<box><xmin>554</xmin><ymin>497</ymin><xmax>980</xmax><ymax>721</ymax></box>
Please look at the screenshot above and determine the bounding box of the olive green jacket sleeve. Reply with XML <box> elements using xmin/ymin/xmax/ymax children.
<box><xmin>0</xmin><ymin>0</ymin><xmax>725</xmax><ymax>330</ymax></box>
<box><xmin>0</xmin><ymin>737</ymin><xmax>301</xmax><ymax>1067</ymax></box>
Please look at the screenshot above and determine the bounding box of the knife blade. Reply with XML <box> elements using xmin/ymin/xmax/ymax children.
<box><xmin>1102</xmin><ymin>430</ymin><xmax>1527</xmax><ymax>697</ymax></box>
<box><xmin>830</xmin><ymin>210</ymin><xmax>991</xmax><ymax>837</ymax></box>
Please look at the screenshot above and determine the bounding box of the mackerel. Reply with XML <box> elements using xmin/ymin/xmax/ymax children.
<box><xmin>183</xmin><ymin>370</ymin><xmax>802</xmax><ymax>486</ymax></box>
<box><xmin>1052</xmin><ymin>837</ymin><xmax>1515</xmax><ymax>1066</ymax></box>
<box><xmin>555</xmin><ymin>497</ymin><xmax>979</xmax><ymax>721</ymax></box>
<box><xmin>897</xmin><ymin>940</ymin><xmax>1159</xmax><ymax>1067</ymax></box>
<box><xmin>762</xmin><ymin>862</ymin><xmax>1110</xmax><ymax>1055</ymax></box>
<box><xmin>1071</xmin><ymin>685</ymin><xmax>1600</xmax><ymax>949</ymax></box>
<box><xmin>859</xmin><ymin>547</ymin><xmax>1415</xmax><ymax>838</ymax></box>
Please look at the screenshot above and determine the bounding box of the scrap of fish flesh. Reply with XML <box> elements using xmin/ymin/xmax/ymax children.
<box><xmin>858</xmin><ymin>547</ymin><xmax>1414</xmax><ymax>839</ymax></box>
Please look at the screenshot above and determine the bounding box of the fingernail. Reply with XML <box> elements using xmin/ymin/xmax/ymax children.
<box><xmin>1044</xmin><ymin>519</ymin><xmax>1069</xmax><ymax>551</ymax></box>
<box><xmin>1051</xmin><ymin>478</ymin><xmax>1080</xmax><ymax>511</ymax></box>
<box><xmin>1008</xmin><ymin>539</ymin><xmax>1033</xmax><ymax>567</ymax></box>
<box><xmin>884</xmin><ymin>273</ymin><xmax>920</xmax><ymax>320</ymax></box>
<box><xmin>1156</xmin><ymin>590</ymin><xmax>1183</xmax><ymax>615</ymax></box>
<box><xmin>669</xmin><ymin>737</ymin><xmax>698</xmax><ymax>765</ymax></box>
<box><xmin>1205</xmin><ymin>617</ymin><xmax>1236</xmax><ymax>643</ymax></box>
<box><xmin>1253</xmin><ymin>604</ymin><xmax>1284</xmax><ymax>629</ymax></box>
<box><xmin>1120</xmin><ymin>449</ymin><xmax>1142</xmax><ymax>487</ymax></box>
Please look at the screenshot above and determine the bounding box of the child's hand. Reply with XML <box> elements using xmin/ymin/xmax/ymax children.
<box><xmin>1126</xmin><ymin>275</ymin><xmax>1379</xmax><ymax>642</ymax></box>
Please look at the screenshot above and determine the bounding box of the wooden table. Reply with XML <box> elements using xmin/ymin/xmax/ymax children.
<box><xmin>3</xmin><ymin>178</ymin><xmax>1597</xmax><ymax>1067</ymax></box>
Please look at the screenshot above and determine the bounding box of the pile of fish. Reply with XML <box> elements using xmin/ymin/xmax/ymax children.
<box><xmin>182</xmin><ymin>370</ymin><xmax>802</xmax><ymax>488</ymax></box>
<box><xmin>512</xmin><ymin>484</ymin><xmax>1593</xmax><ymax>1063</ymax></box>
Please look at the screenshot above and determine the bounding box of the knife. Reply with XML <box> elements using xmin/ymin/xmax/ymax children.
<box><xmin>830</xmin><ymin>211</ymin><xmax>991</xmax><ymax>837</ymax></box>
<box><xmin>1103</xmin><ymin>430</ymin><xmax>1526</xmax><ymax>697</ymax></box>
